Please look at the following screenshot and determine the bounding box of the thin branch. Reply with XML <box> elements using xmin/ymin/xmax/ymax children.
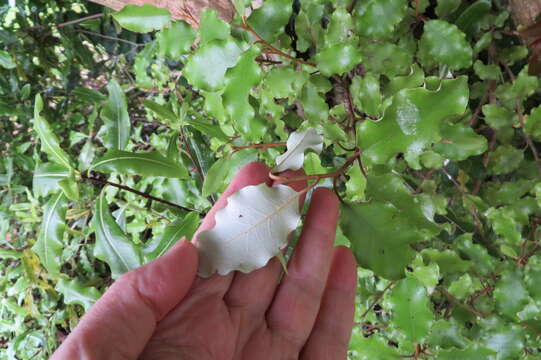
<box><xmin>81</xmin><ymin>173</ymin><xmax>202</xmax><ymax>214</ymax></box>
<box><xmin>360</xmin><ymin>281</ymin><xmax>396</xmax><ymax>320</ymax></box>
<box><xmin>27</xmin><ymin>13</ymin><xmax>104</xmax><ymax>30</ymax></box>
<box><xmin>438</xmin><ymin>287</ymin><xmax>489</xmax><ymax>318</ymax></box>
<box><xmin>75</xmin><ymin>29</ymin><xmax>144</xmax><ymax>47</ymax></box>
<box><xmin>231</xmin><ymin>142</ymin><xmax>286</xmax><ymax>152</ymax></box>
<box><xmin>239</xmin><ymin>18</ymin><xmax>316</xmax><ymax>67</ymax></box>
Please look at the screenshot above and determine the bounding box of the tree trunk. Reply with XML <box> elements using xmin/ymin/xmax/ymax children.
<box><xmin>509</xmin><ymin>0</ymin><xmax>541</xmax><ymax>29</ymax></box>
<box><xmin>88</xmin><ymin>0</ymin><xmax>235</xmax><ymax>27</ymax></box>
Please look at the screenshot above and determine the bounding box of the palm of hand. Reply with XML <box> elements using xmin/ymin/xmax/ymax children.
<box><xmin>52</xmin><ymin>163</ymin><xmax>357</xmax><ymax>360</ymax></box>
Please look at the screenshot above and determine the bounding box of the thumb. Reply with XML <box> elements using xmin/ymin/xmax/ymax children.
<box><xmin>52</xmin><ymin>238</ymin><xmax>198</xmax><ymax>360</ymax></box>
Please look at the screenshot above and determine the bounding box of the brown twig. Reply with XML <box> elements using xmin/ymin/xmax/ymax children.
<box><xmin>270</xmin><ymin>150</ymin><xmax>361</xmax><ymax>184</ymax></box>
<box><xmin>81</xmin><ymin>173</ymin><xmax>202</xmax><ymax>214</ymax></box>
<box><xmin>438</xmin><ymin>287</ymin><xmax>489</xmax><ymax>318</ymax></box>
<box><xmin>28</xmin><ymin>13</ymin><xmax>104</xmax><ymax>30</ymax></box>
<box><xmin>231</xmin><ymin>142</ymin><xmax>286</xmax><ymax>152</ymax></box>
<box><xmin>360</xmin><ymin>281</ymin><xmax>396</xmax><ymax>320</ymax></box>
<box><xmin>239</xmin><ymin>18</ymin><xmax>316</xmax><ymax>67</ymax></box>
<box><xmin>75</xmin><ymin>29</ymin><xmax>144</xmax><ymax>47</ymax></box>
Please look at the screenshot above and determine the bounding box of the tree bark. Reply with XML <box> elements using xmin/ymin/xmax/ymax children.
<box><xmin>509</xmin><ymin>0</ymin><xmax>541</xmax><ymax>29</ymax></box>
<box><xmin>88</xmin><ymin>0</ymin><xmax>235</xmax><ymax>27</ymax></box>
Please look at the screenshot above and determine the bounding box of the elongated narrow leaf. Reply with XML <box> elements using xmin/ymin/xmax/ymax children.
<box><xmin>101</xmin><ymin>79</ymin><xmax>130</xmax><ymax>150</ymax></box>
<box><xmin>93</xmin><ymin>192</ymin><xmax>141</xmax><ymax>279</ymax></box>
<box><xmin>274</xmin><ymin>129</ymin><xmax>323</xmax><ymax>172</ymax></box>
<box><xmin>56</xmin><ymin>279</ymin><xmax>101</xmax><ymax>311</ymax></box>
<box><xmin>33</xmin><ymin>95</ymin><xmax>73</xmax><ymax>169</ymax></box>
<box><xmin>33</xmin><ymin>162</ymin><xmax>70</xmax><ymax>198</ymax></box>
<box><xmin>112</xmin><ymin>4</ymin><xmax>171</xmax><ymax>33</ymax></box>
<box><xmin>32</xmin><ymin>192</ymin><xmax>68</xmax><ymax>276</ymax></box>
<box><xmin>92</xmin><ymin>149</ymin><xmax>188</xmax><ymax>178</ymax></box>
<box><xmin>196</xmin><ymin>183</ymin><xmax>301</xmax><ymax>277</ymax></box>
<box><xmin>144</xmin><ymin>212</ymin><xmax>200</xmax><ymax>260</ymax></box>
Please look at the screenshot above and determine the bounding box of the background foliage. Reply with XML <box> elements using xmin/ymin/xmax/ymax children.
<box><xmin>1</xmin><ymin>0</ymin><xmax>541</xmax><ymax>358</ymax></box>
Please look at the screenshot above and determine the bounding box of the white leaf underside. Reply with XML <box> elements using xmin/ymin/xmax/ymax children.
<box><xmin>195</xmin><ymin>183</ymin><xmax>301</xmax><ymax>277</ymax></box>
<box><xmin>274</xmin><ymin>129</ymin><xmax>324</xmax><ymax>172</ymax></box>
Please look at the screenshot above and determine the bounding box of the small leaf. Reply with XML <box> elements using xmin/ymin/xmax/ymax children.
<box><xmin>199</xmin><ymin>10</ymin><xmax>230</xmax><ymax>45</ymax></box>
<box><xmin>474</xmin><ymin>60</ymin><xmax>501</xmax><ymax>81</ymax></box>
<box><xmin>488</xmin><ymin>145</ymin><xmax>524</xmax><ymax>175</ymax></box>
<box><xmin>112</xmin><ymin>4</ymin><xmax>171</xmax><ymax>33</ymax></box>
<box><xmin>494</xmin><ymin>268</ymin><xmax>529</xmax><ymax>319</ymax></box>
<box><xmin>482</xmin><ymin>104</ymin><xmax>516</xmax><ymax>130</ymax></box>
<box><xmin>274</xmin><ymin>129</ymin><xmax>323</xmax><ymax>172</ymax></box>
<box><xmin>32</xmin><ymin>193</ymin><xmax>68</xmax><ymax>276</ymax></box>
<box><xmin>184</xmin><ymin>39</ymin><xmax>242</xmax><ymax>91</ymax></box>
<box><xmin>388</xmin><ymin>277</ymin><xmax>434</xmax><ymax>342</ymax></box>
<box><xmin>202</xmin><ymin>150</ymin><xmax>257</xmax><ymax>197</ymax></box>
<box><xmin>93</xmin><ymin>191</ymin><xmax>141</xmax><ymax>279</ymax></box>
<box><xmin>144</xmin><ymin>212</ymin><xmax>199</xmax><ymax>260</ymax></box>
<box><xmin>419</xmin><ymin>20</ymin><xmax>472</xmax><ymax>70</ymax></box>
<box><xmin>525</xmin><ymin>105</ymin><xmax>541</xmax><ymax>141</ymax></box>
<box><xmin>56</xmin><ymin>279</ymin><xmax>101</xmax><ymax>311</ymax></box>
<box><xmin>92</xmin><ymin>149</ymin><xmax>188</xmax><ymax>178</ymax></box>
<box><xmin>143</xmin><ymin>99</ymin><xmax>178</xmax><ymax>127</ymax></box>
<box><xmin>157</xmin><ymin>21</ymin><xmax>195</xmax><ymax>60</ymax></box>
<box><xmin>33</xmin><ymin>95</ymin><xmax>73</xmax><ymax>170</ymax></box>
<box><xmin>247</xmin><ymin>0</ymin><xmax>292</xmax><ymax>42</ymax></box>
<box><xmin>349</xmin><ymin>336</ymin><xmax>400</xmax><ymax>359</ymax></box>
<box><xmin>345</xmin><ymin>163</ymin><xmax>366</xmax><ymax>202</ymax></box>
<box><xmin>434</xmin><ymin>123</ymin><xmax>488</xmax><ymax>161</ymax></box>
<box><xmin>195</xmin><ymin>183</ymin><xmax>301</xmax><ymax>277</ymax></box>
<box><xmin>101</xmin><ymin>79</ymin><xmax>130</xmax><ymax>150</ymax></box>
<box><xmin>351</xmin><ymin>74</ymin><xmax>382</xmax><ymax>117</ymax></box>
<box><xmin>356</xmin><ymin>0</ymin><xmax>407</xmax><ymax>39</ymax></box>
<box><xmin>438</xmin><ymin>344</ymin><xmax>496</xmax><ymax>360</ymax></box>
<box><xmin>315</xmin><ymin>43</ymin><xmax>362</xmax><ymax>76</ymax></box>
<box><xmin>33</xmin><ymin>163</ymin><xmax>70</xmax><ymax>198</ymax></box>
<box><xmin>0</xmin><ymin>49</ymin><xmax>16</xmax><ymax>69</ymax></box>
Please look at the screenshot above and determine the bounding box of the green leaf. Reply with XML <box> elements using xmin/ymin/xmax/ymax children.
<box><xmin>494</xmin><ymin>268</ymin><xmax>529</xmax><ymax>319</ymax></box>
<box><xmin>91</xmin><ymin>149</ymin><xmax>188</xmax><ymax>178</ymax></box>
<box><xmin>247</xmin><ymin>0</ymin><xmax>292</xmax><ymax>42</ymax></box>
<box><xmin>93</xmin><ymin>191</ymin><xmax>141</xmax><ymax>279</ymax></box>
<box><xmin>385</xmin><ymin>64</ymin><xmax>425</xmax><ymax>96</ymax></box>
<box><xmin>300</xmin><ymin>80</ymin><xmax>329</xmax><ymax>125</ymax></box>
<box><xmin>428</xmin><ymin>319</ymin><xmax>469</xmax><ymax>349</ymax></box>
<box><xmin>157</xmin><ymin>21</ymin><xmax>195</xmax><ymax>60</ymax></box>
<box><xmin>525</xmin><ymin>105</ymin><xmax>541</xmax><ymax>141</ymax></box>
<box><xmin>33</xmin><ymin>95</ymin><xmax>73</xmax><ymax>170</ymax></box>
<box><xmin>436</xmin><ymin>0</ymin><xmax>462</xmax><ymax>19</ymax></box>
<box><xmin>72</xmin><ymin>87</ymin><xmax>106</xmax><ymax>103</ymax></box>
<box><xmin>324</xmin><ymin>8</ymin><xmax>353</xmax><ymax>46</ymax></box>
<box><xmin>112</xmin><ymin>4</ymin><xmax>171</xmax><ymax>33</ymax></box>
<box><xmin>55</xmin><ymin>279</ymin><xmax>101</xmax><ymax>312</ymax></box>
<box><xmin>223</xmin><ymin>47</ymin><xmax>265</xmax><ymax>140</ymax></box>
<box><xmin>351</xmin><ymin>74</ymin><xmax>381</xmax><ymax>117</ymax></box>
<box><xmin>33</xmin><ymin>163</ymin><xmax>70</xmax><ymax>198</ymax></box>
<box><xmin>388</xmin><ymin>277</ymin><xmax>434</xmax><ymax>342</ymax></box>
<box><xmin>419</xmin><ymin>20</ymin><xmax>472</xmax><ymax>70</ymax></box>
<box><xmin>448</xmin><ymin>273</ymin><xmax>481</xmax><ymax>300</ymax></box>
<box><xmin>358</xmin><ymin>77</ymin><xmax>469</xmax><ymax>167</ymax></box>
<box><xmin>341</xmin><ymin>202</ymin><xmax>420</xmax><ymax>280</ymax></box>
<box><xmin>481</xmin><ymin>104</ymin><xmax>516</xmax><ymax>131</ymax></box>
<box><xmin>486</xmin><ymin>207</ymin><xmax>522</xmax><ymax>245</ymax></box>
<box><xmin>199</xmin><ymin>10</ymin><xmax>230</xmax><ymax>45</ymax></box>
<box><xmin>0</xmin><ymin>50</ymin><xmax>16</xmax><ymax>69</ymax></box>
<box><xmin>455</xmin><ymin>0</ymin><xmax>492</xmax><ymax>37</ymax></box>
<box><xmin>184</xmin><ymin>38</ymin><xmax>242</xmax><ymax>91</ymax></box>
<box><xmin>409</xmin><ymin>256</ymin><xmax>440</xmax><ymax>293</ymax></box>
<box><xmin>315</xmin><ymin>43</ymin><xmax>362</xmax><ymax>76</ymax></box>
<box><xmin>101</xmin><ymin>79</ymin><xmax>130</xmax><ymax>150</ymax></box>
<box><xmin>184</xmin><ymin>119</ymin><xmax>229</xmax><ymax>142</ymax></box>
<box><xmin>474</xmin><ymin>60</ymin><xmax>501</xmax><ymax>81</ymax></box>
<box><xmin>361</xmin><ymin>41</ymin><xmax>413</xmax><ymax>77</ymax></box>
<box><xmin>420</xmin><ymin>249</ymin><xmax>472</xmax><ymax>274</ymax></box>
<box><xmin>142</xmin><ymin>99</ymin><xmax>178</xmax><ymax>127</ymax></box>
<box><xmin>345</xmin><ymin>163</ymin><xmax>366</xmax><ymax>202</ymax></box>
<box><xmin>434</xmin><ymin>123</ymin><xmax>488</xmax><ymax>161</ymax></box>
<box><xmin>488</xmin><ymin>145</ymin><xmax>524</xmax><ymax>175</ymax></box>
<box><xmin>143</xmin><ymin>212</ymin><xmax>199</xmax><ymax>260</ymax></box>
<box><xmin>202</xmin><ymin>150</ymin><xmax>257</xmax><ymax>197</ymax></box>
<box><xmin>356</xmin><ymin>0</ymin><xmax>407</xmax><ymax>39</ymax></box>
<box><xmin>58</xmin><ymin>171</ymin><xmax>80</xmax><ymax>201</ymax></box>
<box><xmin>481</xmin><ymin>323</ymin><xmax>525</xmax><ymax>360</ymax></box>
<box><xmin>32</xmin><ymin>193</ymin><xmax>68</xmax><ymax>276</ymax></box>
<box><xmin>455</xmin><ymin>234</ymin><xmax>494</xmax><ymax>275</ymax></box>
<box><xmin>349</xmin><ymin>336</ymin><xmax>400</xmax><ymax>359</ymax></box>
<box><xmin>438</xmin><ymin>344</ymin><xmax>496</xmax><ymax>360</ymax></box>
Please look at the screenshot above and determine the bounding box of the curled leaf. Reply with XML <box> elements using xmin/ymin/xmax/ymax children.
<box><xmin>195</xmin><ymin>183</ymin><xmax>301</xmax><ymax>277</ymax></box>
<box><xmin>274</xmin><ymin>129</ymin><xmax>323</xmax><ymax>172</ymax></box>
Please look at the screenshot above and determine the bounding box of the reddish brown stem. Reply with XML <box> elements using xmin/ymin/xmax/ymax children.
<box><xmin>360</xmin><ymin>281</ymin><xmax>396</xmax><ymax>320</ymax></box>
<box><xmin>438</xmin><ymin>288</ymin><xmax>489</xmax><ymax>318</ymax></box>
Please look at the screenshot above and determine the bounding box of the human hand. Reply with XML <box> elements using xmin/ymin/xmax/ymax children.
<box><xmin>52</xmin><ymin>162</ymin><xmax>357</xmax><ymax>360</ymax></box>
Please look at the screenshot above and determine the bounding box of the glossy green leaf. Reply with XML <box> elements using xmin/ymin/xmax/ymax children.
<box><xmin>481</xmin><ymin>104</ymin><xmax>516</xmax><ymax>130</ymax></box>
<box><xmin>455</xmin><ymin>234</ymin><xmax>494</xmax><ymax>275</ymax></box>
<box><xmin>448</xmin><ymin>273</ymin><xmax>481</xmax><ymax>300</ymax></box>
<box><xmin>361</xmin><ymin>41</ymin><xmax>413</xmax><ymax>77</ymax></box>
<box><xmin>358</xmin><ymin>77</ymin><xmax>468</xmax><ymax>167</ymax></box>
<box><xmin>349</xmin><ymin>336</ymin><xmax>400</xmax><ymax>359</ymax></box>
<box><xmin>494</xmin><ymin>268</ymin><xmax>529</xmax><ymax>319</ymax></box>
<box><xmin>144</xmin><ymin>212</ymin><xmax>199</xmax><ymax>260</ymax></box>
<box><xmin>481</xmin><ymin>323</ymin><xmax>525</xmax><ymax>360</ymax></box>
<box><xmin>351</xmin><ymin>74</ymin><xmax>381</xmax><ymax>117</ymax></box>
<box><xmin>157</xmin><ymin>21</ymin><xmax>195</xmax><ymax>60</ymax></box>
<box><xmin>474</xmin><ymin>60</ymin><xmax>501</xmax><ymax>81</ymax></box>
<box><xmin>199</xmin><ymin>10</ymin><xmax>229</xmax><ymax>45</ymax></box>
<box><xmin>488</xmin><ymin>145</ymin><xmax>524</xmax><ymax>175</ymax></box>
<box><xmin>436</xmin><ymin>0</ymin><xmax>462</xmax><ymax>18</ymax></box>
<box><xmin>525</xmin><ymin>105</ymin><xmax>541</xmax><ymax>141</ymax></box>
<box><xmin>345</xmin><ymin>163</ymin><xmax>366</xmax><ymax>202</ymax></box>
<box><xmin>247</xmin><ymin>0</ymin><xmax>292</xmax><ymax>42</ymax></box>
<box><xmin>33</xmin><ymin>163</ymin><xmax>70</xmax><ymax>198</ymax></box>
<box><xmin>486</xmin><ymin>207</ymin><xmax>522</xmax><ymax>244</ymax></box>
<box><xmin>142</xmin><ymin>99</ymin><xmax>178</xmax><ymax>127</ymax></box>
<box><xmin>112</xmin><ymin>4</ymin><xmax>171</xmax><ymax>33</ymax></box>
<box><xmin>428</xmin><ymin>319</ymin><xmax>469</xmax><ymax>349</ymax></box>
<box><xmin>0</xmin><ymin>50</ymin><xmax>16</xmax><ymax>69</ymax></box>
<box><xmin>202</xmin><ymin>149</ymin><xmax>257</xmax><ymax>197</ymax></box>
<box><xmin>342</xmin><ymin>202</ymin><xmax>421</xmax><ymax>280</ymax></box>
<box><xmin>92</xmin><ymin>149</ymin><xmax>188</xmax><ymax>178</ymax></box>
<box><xmin>388</xmin><ymin>277</ymin><xmax>434</xmax><ymax>342</ymax></box>
<box><xmin>316</xmin><ymin>43</ymin><xmax>362</xmax><ymax>76</ymax></box>
<box><xmin>409</xmin><ymin>256</ymin><xmax>440</xmax><ymax>293</ymax></box>
<box><xmin>434</xmin><ymin>123</ymin><xmax>488</xmax><ymax>161</ymax></box>
<box><xmin>223</xmin><ymin>47</ymin><xmax>265</xmax><ymax>140</ymax></box>
<box><xmin>300</xmin><ymin>80</ymin><xmax>329</xmax><ymax>125</ymax></box>
<box><xmin>438</xmin><ymin>344</ymin><xmax>496</xmax><ymax>360</ymax></box>
<box><xmin>455</xmin><ymin>0</ymin><xmax>491</xmax><ymax>37</ymax></box>
<box><xmin>56</xmin><ymin>279</ymin><xmax>101</xmax><ymax>311</ymax></box>
<box><xmin>184</xmin><ymin>39</ymin><xmax>242</xmax><ymax>91</ymax></box>
<box><xmin>32</xmin><ymin>193</ymin><xmax>67</xmax><ymax>276</ymax></box>
<box><xmin>419</xmin><ymin>20</ymin><xmax>472</xmax><ymax>70</ymax></box>
<box><xmin>93</xmin><ymin>192</ymin><xmax>141</xmax><ymax>279</ymax></box>
<box><xmin>324</xmin><ymin>8</ymin><xmax>353</xmax><ymax>46</ymax></box>
<box><xmin>356</xmin><ymin>0</ymin><xmax>407</xmax><ymax>39</ymax></box>
<box><xmin>101</xmin><ymin>79</ymin><xmax>130</xmax><ymax>150</ymax></box>
<box><xmin>33</xmin><ymin>95</ymin><xmax>73</xmax><ymax>170</ymax></box>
